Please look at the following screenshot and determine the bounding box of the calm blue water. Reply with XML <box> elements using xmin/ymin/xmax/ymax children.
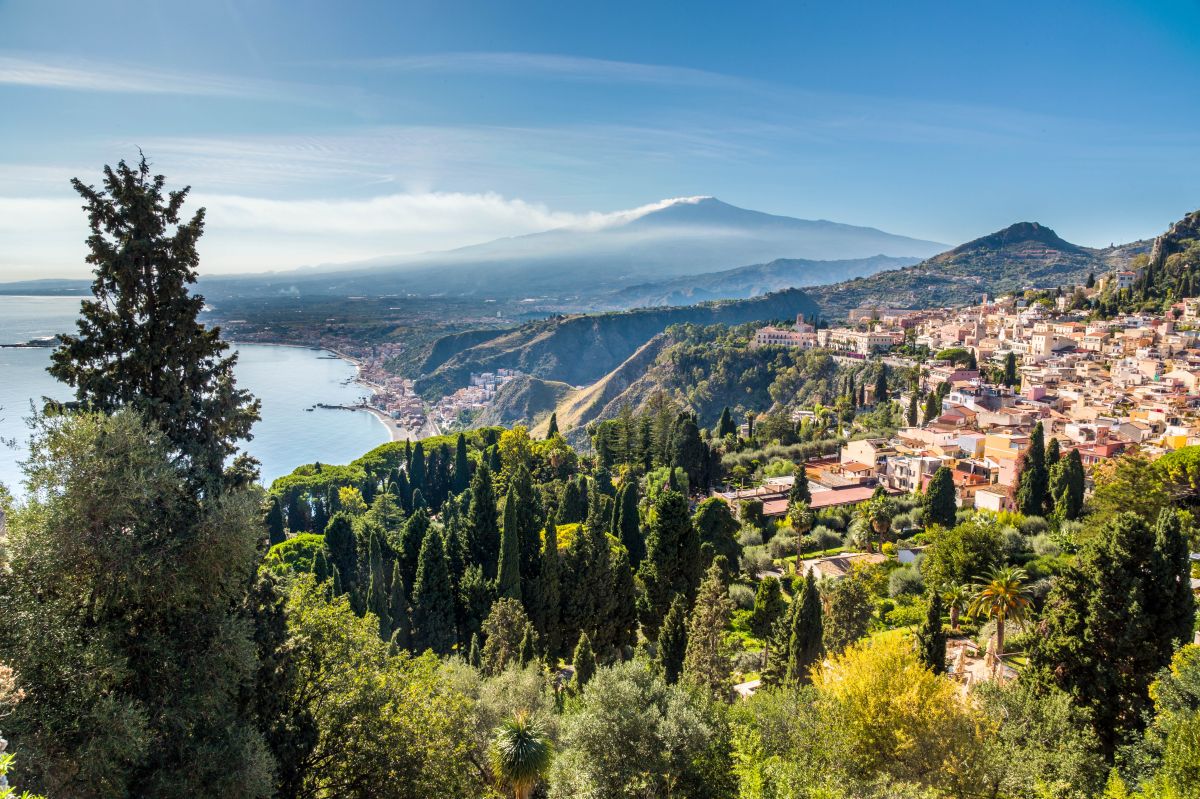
<box><xmin>0</xmin><ymin>296</ymin><xmax>389</xmax><ymax>495</ymax></box>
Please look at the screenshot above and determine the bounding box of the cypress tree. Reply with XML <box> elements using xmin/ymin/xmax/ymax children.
<box><xmin>410</xmin><ymin>441</ymin><xmax>426</xmax><ymax>494</ymax></box>
<box><xmin>605</xmin><ymin>545</ymin><xmax>640</xmax><ymax>656</ymax></box>
<box><xmin>1016</xmin><ymin>422</ymin><xmax>1048</xmax><ymax>516</ymax></box>
<box><xmin>923</xmin><ymin>391</ymin><xmax>940</xmax><ymax>423</ymax></box>
<box><xmin>615</xmin><ymin>483</ymin><xmax>645</xmax><ymax>567</ymax></box>
<box><xmin>784</xmin><ymin>572</ymin><xmax>823</xmax><ymax>685</ymax></box>
<box><xmin>411</xmin><ymin>527</ymin><xmax>457</xmax><ymax>655</ymax></box>
<box><xmin>411</xmin><ymin>487</ymin><xmax>427</xmax><ymax>512</ymax></box>
<box><xmin>874</xmin><ymin>363</ymin><xmax>889</xmax><ymax>404</ymax></box>
<box><xmin>571</xmin><ymin>633</ymin><xmax>596</xmax><ymax>691</ymax></box>
<box><xmin>683</xmin><ymin>562</ymin><xmax>734</xmax><ymax>698</ymax></box>
<box><xmin>749</xmin><ymin>577</ymin><xmax>785</xmax><ymax>644</ymax></box>
<box><xmin>717</xmin><ymin>406</ymin><xmax>736</xmax><ymax>438</ymax></box>
<box><xmin>452</xmin><ymin>433</ymin><xmax>470</xmax><ymax>494</ymax></box>
<box><xmin>323</xmin><ymin>512</ymin><xmax>358</xmax><ymax>596</ymax></box>
<box><xmin>923</xmin><ymin>466</ymin><xmax>957</xmax><ymax>528</ymax></box>
<box><xmin>467</xmin><ymin>633</ymin><xmax>481</xmax><ymax>668</ymax></box>
<box><xmin>1046</xmin><ymin>436</ymin><xmax>1061</xmax><ymax>469</ymax></box>
<box><xmin>907</xmin><ymin>391</ymin><xmax>919</xmax><ymax>426</ymax></box>
<box><xmin>671</xmin><ymin>414</ymin><xmax>708</xmax><ymax>489</ymax></box>
<box><xmin>497</xmin><ymin>488</ymin><xmax>523</xmax><ymax>601</ymax></box>
<box><xmin>392</xmin><ymin>468</ymin><xmax>412</xmax><ymax>513</ymax></box>
<box><xmin>1049</xmin><ymin>448</ymin><xmax>1085</xmax><ymax>521</ymax></box>
<box><xmin>529</xmin><ymin>520</ymin><xmax>561</xmax><ymax>660</ymax></box>
<box><xmin>546</xmin><ymin>412</ymin><xmax>559</xmax><ymax>438</ymax></box>
<box><xmin>398</xmin><ymin>506</ymin><xmax>430</xmax><ymax>596</ymax></box>
<box><xmin>466</xmin><ymin>464</ymin><xmax>501</xmax><ymax>578</ymax></box>
<box><xmin>265</xmin><ymin>495</ymin><xmax>286</xmax><ymax>546</ymax></box>
<box><xmin>519</xmin><ymin>625</ymin><xmax>536</xmax><ymax>665</ymax></box>
<box><xmin>637</xmin><ymin>490</ymin><xmax>703</xmax><ymax>637</ymax></box>
<box><xmin>312</xmin><ymin>548</ymin><xmax>331</xmax><ymax>584</ymax></box>
<box><xmin>1150</xmin><ymin>509</ymin><xmax>1196</xmax><ymax>654</ymax></box>
<box><xmin>915</xmin><ymin>591</ymin><xmax>947</xmax><ymax>674</ymax></box>
<box><xmin>388</xmin><ymin>562</ymin><xmax>411</xmax><ymax>651</ymax></box>
<box><xmin>557</xmin><ymin>478</ymin><xmax>585</xmax><ymax>525</ymax></box>
<box><xmin>367</xmin><ymin>530</ymin><xmax>390</xmax><ymax>638</ymax></box>
<box><xmin>48</xmin><ymin>156</ymin><xmax>260</xmax><ymax>492</ymax></box>
<box><xmin>1003</xmin><ymin>352</ymin><xmax>1019</xmax><ymax>387</ymax></box>
<box><xmin>789</xmin><ymin>462</ymin><xmax>811</xmax><ymax>505</ymax></box>
<box><xmin>657</xmin><ymin>593</ymin><xmax>689</xmax><ymax>684</ymax></box>
<box><xmin>284</xmin><ymin>490</ymin><xmax>308</xmax><ymax>534</ymax></box>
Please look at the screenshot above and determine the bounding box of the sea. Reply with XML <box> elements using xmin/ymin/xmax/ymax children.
<box><xmin>0</xmin><ymin>295</ymin><xmax>390</xmax><ymax>495</ymax></box>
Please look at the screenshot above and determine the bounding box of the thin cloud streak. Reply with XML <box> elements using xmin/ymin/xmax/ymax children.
<box><xmin>346</xmin><ymin>51</ymin><xmax>749</xmax><ymax>90</ymax></box>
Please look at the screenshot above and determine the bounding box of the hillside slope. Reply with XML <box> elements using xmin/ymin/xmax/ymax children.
<box><xmin>415</xmin><ymin>288</ymin><xmax>819</xmax><ymax>398</ymax></box>
<box><xmin>473</xmin><ymin>374</ymin><xmax>575</xmax><ymax>428</ymax></box>
<box><xmin>806</xmin><ymin>222</ymin><xmax>1149</xmax><ymax>318</ymax></box>
<box><xmin>602</xmin><ymin>254</ymin><xmax>917</xmax><ymax>308</ymax></box>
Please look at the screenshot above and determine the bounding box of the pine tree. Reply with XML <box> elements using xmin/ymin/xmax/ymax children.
<box><xmin>323</xmin><ymin>512</ymin><xmax>358</xmax><ymax>596</ymax></box>
<box><xmin>546</xmin><ymin>412</ymin><xmax>559</xmax><ymax>438</ymax></box>
<box><xmin>571</xmin><ymin>633</ymin><xmax>596</xmax><ymax>691</ymax></box>
<box><xmin>915</xmin><ymin>592</ymin><xmax>947</xmax><ymax>674</ymax></box>
<box><xmin>923</xmin><ymin>466</ymin><xmax>957</xmax><ymax>528</ymax></box>
<box><xmin>615</xmin><ymin>483</ymin><xmax>645</xmax><ymax>567</ymax></box>
<box><xmin>1015</xmin><ymin>422</ymin><xmax>1048</xmax><ymax>516</ymax></box>
<box><xmin>265</xmin><ymin>495</ymin><xmax>286</xmax><ymax>546</ymax></box>
<box><xmin>874</xmin><ymin>363</ymin><xmax>889</xmax><ymax>404</ymax></box>
<box><xmin>410</xmin><ymin>441</ymin><xmax>426</xmax><ymax>495</ymax></box>
<box><xmin>1029</xmin><ymin>511</ymin><xmax>1194</xmax><ymax>755</ymax></box>
<box><xmin>411</xmin><ymin>527</ymin><xmax>457</xmax><ymax>656</ymax></box>
<box><xmin>48</xmin><ymin>156</ymin><xmax>260</xmax><ymax>492</ymax></box>
<box><xmin>683</xmin><ymin>561</ymin><xmax>734</xmax><ymax>699</ymax></box>
<box><xmin>467</xmin><ymin>464</ymin><xmax>502</xmax><ymax>578</ymax></box>
<box><xmin>453</xmin><ymin>432</ymin><xmax>471</xmax><ymax>494</ymax></box>
<box><xmin>789</xmin><ymin>462</ymin><xmax>811</xmax><ymax>505</ymax></box>
<box><xmin>784</xmin><ymin>572</ymin><xmax>823</xmax><ymax>685</ymax></box>
<box><xmin>717</xmin><ymin>406</ymin><xmax>737</xmax><ymax>438</ymax></box>
<box><xmin>657</xmin><ymin>593</ymin><xmax>689</xmax><ymax>684</ymax></box>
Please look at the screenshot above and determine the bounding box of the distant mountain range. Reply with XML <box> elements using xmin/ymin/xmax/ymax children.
<box><xmin>805</xmin><ymin>221</ymin><xmax>1151</xmax><ymax>319</ymax></box>
<box><xmin>192</xmin><ymin>196</ymin><xmax>945</xmax><ymax>302</ymax></box>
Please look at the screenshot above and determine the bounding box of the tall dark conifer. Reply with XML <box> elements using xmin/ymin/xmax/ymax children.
<box><xmin>615</xmin><ymin>483</ymin><xmax>645</xmax><ymax>567</ymax></box>
<box><xmin>411</xmin><ymin>527</ymin><xmax>456</xmax><ymax>655</ymax></box>
<box><xmin>453</xmin><ymin>433</ymin><xmax>471</xmax><ymax>494</ymax></box>
<box><xmin>264</xmin><ymin>495</ymin><xmax>286</xmax><ymax>546</ymax></box>
<box><xmin>915</xmin><ymin>591</ymin><xmax>947</xmax><ymax>674</ymax></box>
<box><xmin>466</xmin><ymin>464</ymin><xmax>501</xmax><ymax>578</ymax></box>
<box><xmin>49</xmin><ymin>156</ymin><xmax>260</xmax><ymax>492</ymax></box>
<box><xmin>657</xmin><ymin>593</ymin><xmax>689</xmax><ymax>684</ymax></box>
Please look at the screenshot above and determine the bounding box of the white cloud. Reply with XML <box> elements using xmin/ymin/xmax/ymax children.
<box><xmin>0</xmin><ymin>190</ymin><xmax>713</xmax><ymax>279</ymax></box>
<box><xmin>0</xmin><ymin>53</ymin><xmax>307</xmax><ymax>99</ymax></box>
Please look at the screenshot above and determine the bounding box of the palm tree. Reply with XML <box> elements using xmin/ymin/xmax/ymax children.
<box><xmin>969</xmin><ymin>566</ymin><xmax>1033</xmax><ymax>668</ymax></box>
<box><xmin>856</xmin><ymin>492</ymin><xmax>895</xmax><ymax>553</ymax></box>
<box><xmin>489</xmin><ymin>712</ymin><xmax>553</xmax><ymax>799</ymax></box>
<box><xmin>790</xmin><ymin>499</ymin><xmax>814</xmax><ymax>560</ymax></box>
<box><xmin>942</xmin><ymin>583</ymin><xmax>971</xmax><ymax>633</ymax></box>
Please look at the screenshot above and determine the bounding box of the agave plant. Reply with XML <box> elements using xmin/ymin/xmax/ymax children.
<box><xmin>489</xmin><ymin>711</ymin><xmax>553</xmax><ymax>799</ymax></box>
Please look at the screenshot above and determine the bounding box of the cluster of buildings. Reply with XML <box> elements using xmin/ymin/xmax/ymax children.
<box><xmin>751</xmin><ymin>286</ymin><xmax>1200</xmax><ymax>513</ymax></box>
<box><xmin>429</xmin><ymin>369</ymin><xmax>522</xmax><ymax>428</ymax></box>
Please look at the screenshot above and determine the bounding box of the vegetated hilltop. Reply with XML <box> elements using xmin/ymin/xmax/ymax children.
<box><xmin>414</xmin><ymin>288</ymin><xmax>820</xmax><ymax>399</ymax></box>
<box><xmin>806</xmin><ymin>221</ymin><xmax>1150</xmax><ymax>319</ymax></box>
<box><xmin>601</xmin><ymin>254</ymin><xmax>918</xmax><ymax>309</ymax></box>
<box><xmin>535</xmin><ymin>322</ymin><xmax>858</xmax><ymax>446</ymax></box>
<box><xmin>472</xmin><ymin>374</ymin><xmax>575</xmax><ymax>428</ymax></box>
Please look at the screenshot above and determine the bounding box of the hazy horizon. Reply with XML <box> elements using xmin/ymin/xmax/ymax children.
<box><xmin>3</xmin><ymin>1</ymin><xmax>1199</xmax><ymax>280</ymax></box>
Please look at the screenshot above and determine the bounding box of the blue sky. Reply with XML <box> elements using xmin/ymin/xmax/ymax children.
<box><xmin>2</xmin><ymin>0</ymin><xmax>1199</xmax><ymax>279</ymax></box>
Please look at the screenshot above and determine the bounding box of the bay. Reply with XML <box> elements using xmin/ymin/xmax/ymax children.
<box><xmin>0</xmin><ymin>296</ymin><xmax>390</xmax><ymax>494</ymax></box>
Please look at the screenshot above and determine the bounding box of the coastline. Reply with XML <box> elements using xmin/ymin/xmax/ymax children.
<box><xmin>231</xmin><ymin>339</ymin><xmax>435</xmax><ymax>443</ymax></box>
